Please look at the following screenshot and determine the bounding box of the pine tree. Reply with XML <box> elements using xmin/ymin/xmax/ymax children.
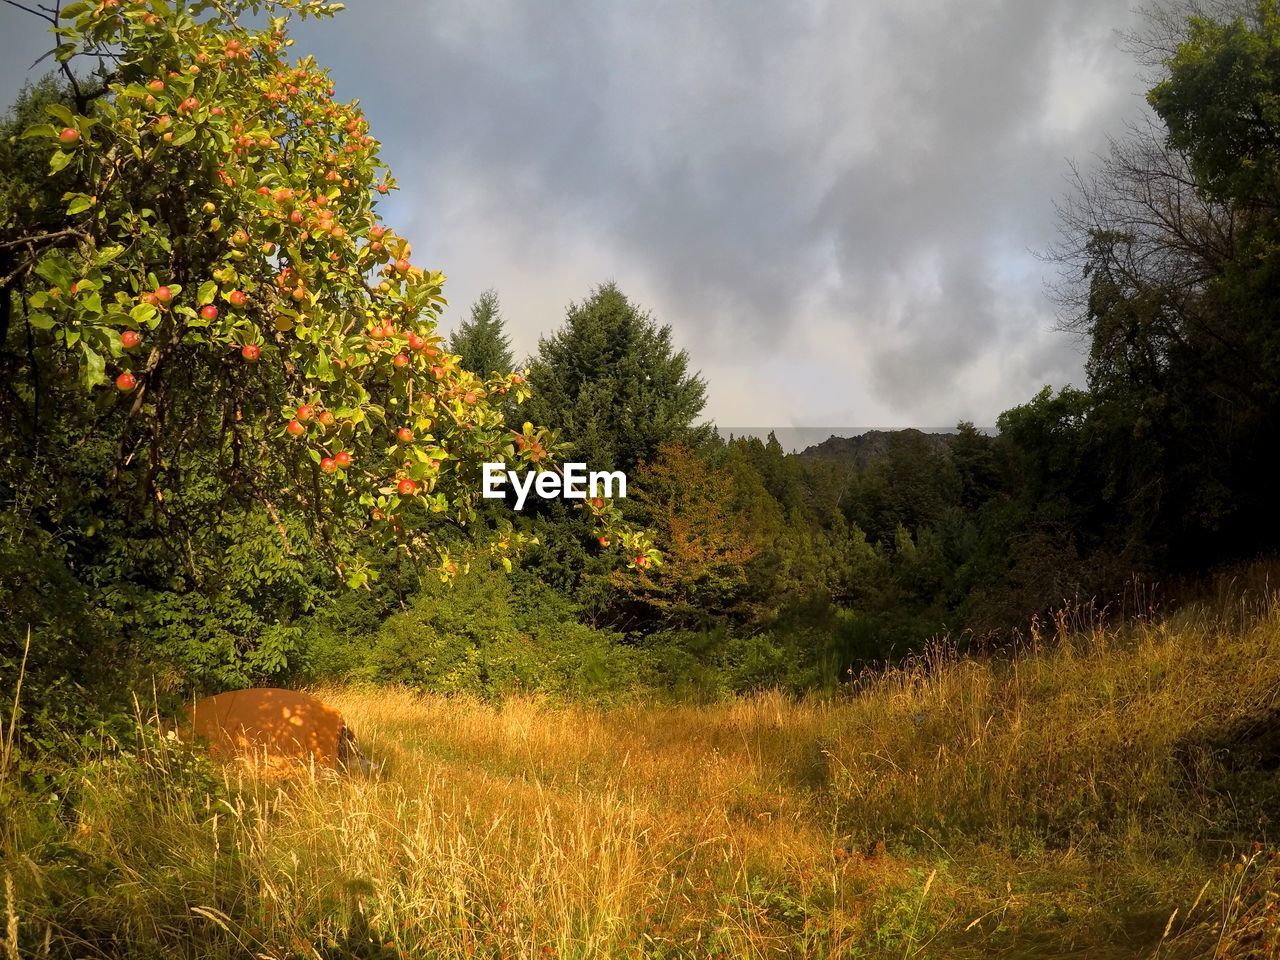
<box><xmin>524</xmin><ymin>283</ymin><xmax>710</xmax><ymax>474</ymax></box>
<box><xmin>450</xmin><ymin>289</ymin><xmax>514</xmax><ymax>376</ymax></box>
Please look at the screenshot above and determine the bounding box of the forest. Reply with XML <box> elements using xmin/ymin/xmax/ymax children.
<box><xmin>2</xmin><ymin>1</ymin><xmax>1280</xmax><ymax>957</ymax></box>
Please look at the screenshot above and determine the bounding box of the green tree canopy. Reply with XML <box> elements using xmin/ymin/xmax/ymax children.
<box><xmin>524</xmin><ymin>283</ymin><xmax>710</xmax><ymax>475</ymax></box>
<box><xmin>450</xmin><ymin>288</ymin><xmax>513</xmax><ymax>377</ymax></box>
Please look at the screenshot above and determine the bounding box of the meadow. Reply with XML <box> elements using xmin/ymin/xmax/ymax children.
<box><xmin>4</xmin><ymin>586</ymin><xmax>1280</xmax><ymax>959</ymax></box>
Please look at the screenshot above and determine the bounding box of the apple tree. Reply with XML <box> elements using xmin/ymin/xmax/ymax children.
<box><xmin>5</xmin><ymin>0</ymin><xmax>657</xmax><ymax>602</ymax></box>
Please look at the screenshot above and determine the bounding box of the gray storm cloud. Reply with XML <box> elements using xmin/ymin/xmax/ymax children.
<box><xmin>0</xmin><ymin>0</ymin><xmax>1152</xmax><ymax>426</ymax></box>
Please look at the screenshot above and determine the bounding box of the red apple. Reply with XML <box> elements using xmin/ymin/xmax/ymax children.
<box><xmin>297</xmin><ymin>404</ymin><xmax>315</xmax><ymax>422</ymax></box>
<box><xmin>241</xmin><ymin>343</ymin><xmax>261</xmax><ymax>361</ymax></box>
<box><xmin>598</xmin><ymin>536</ymin><xmax>610</xmax><ymax>547</ymax></box>
<box><xmin>286</xmin><ymin>419</ymin><xmax>305</xmax><ymax>437</ymax></box>
<box><xmin>396</xmin><ymin>427</ymin><xmax>413</xmax><ymax>443</ymax></box>
<box><xmin>228</xmin><ymin>289</ymin><xmax>248</xmax><ymax>307</ymax></box>
<box><xmin>200</xmin><ymin>304</ymin><xmax>218</xmax><ymax>320</ymax></box>
<box><xmin>154</xmin><ymin>285</ymin><xmax>173</xmax><ymax>304</ymax></box>
<box><xmin>318</xmin><ymin>410</ymin><xmax>336</xmax><ymax>429</ymax></box>
<box><xmin>115</xmin><ymin>371</ymin><xmax>137</xmax><ymax>392</ymax></box>
<box><xmin>397</xmin><ymin>478</ymin><xmax>417</xmax><ymax>495</ymax></box>
<box><xmin>393</xmin><ymin>353</ymin><xmax>409</xmax><ymax>369</ymax></box>
<box><xmin>58</xmin><ymin>127</ymin><xmax>80</xmax><ymax>145</ymax></box>
<box><xmin>120</xmin><ymin>330</ymin><xmax>142</xmax><ymax>349</ymax></box>
<box><xmin>320</xmin><ymin>456</ymin><xmax>337</xmax><ymax>473</ymax></box>
<box><xmin>394</xmin><ymin>258</ymin><xmax>409</xmax><ymax>272</ymax></box>
<box><xmin>335</xmin><ymin>451</ymin><xmax>352</xmax><ymax>468</ymax></box>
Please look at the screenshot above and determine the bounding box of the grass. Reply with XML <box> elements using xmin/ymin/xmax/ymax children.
<box><xmin>4</xmin><ymin>594</ymin><xmax>1280</xmax><ymax>958</ymax></box>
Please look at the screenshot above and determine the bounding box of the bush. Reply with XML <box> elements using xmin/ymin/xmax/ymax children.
<box><xmin>300</xmin><ymin>565</ymin><xmax>650</xmax><ymax>701</ymax></box>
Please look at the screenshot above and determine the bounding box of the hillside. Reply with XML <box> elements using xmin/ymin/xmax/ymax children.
<box><xmin>5</xmin><ymin>585</ymin><xmax>1279</xmax><ymax>958</ymax></box>
<box><xmin>795</xmin><ymin>428</ymin><xmax>956</xmax><ymax>470</ymax></box>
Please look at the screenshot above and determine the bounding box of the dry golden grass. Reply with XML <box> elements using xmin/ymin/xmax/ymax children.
<box><xmin>4</xmin><ymin>595</ymin><xmax>1280</xmax><ymax>958</ymax></box>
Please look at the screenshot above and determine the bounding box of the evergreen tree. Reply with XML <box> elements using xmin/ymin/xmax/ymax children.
<box><xmin>524</xmin><ymin>283</ymin><xmax>710</xmax><ymax>474</ymax></box>
<box><xmin>450</xmin><ymin>289</ymin><xmax>514</xmax><ymax>376</ymax></box>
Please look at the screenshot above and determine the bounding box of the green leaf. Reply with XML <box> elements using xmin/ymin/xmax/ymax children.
<box><xmin>312</xmin><ymin>352</ymin><xmax>333</xmax><ymax>381</ymax></box>
<box><xmin>35</xmin><ymin>254</ymin><xmax>72</xmax><ymax>289</ymax></box>
<box><xmin>197</xmin><ymin>280</ymin><xmax>217</xmax><ymax>306</ymax></box>
<box><xmin>130</xmin><ymin>303</ymin><xmax>158</xmax><ymax>325</ymax></box>
<box><xmin>66</xmin><ymin>195</ymin><xmax>93</xmax><ymax>215</ymax></box>
<box><xmin>20</xmin><ymin>124</ymin><xmax>57</xmax><ymax>141</ymax></box>
<box><xmin>171</xmin><ymin>127</ymin><xmax>196</xmax><ymax>147</ymax></box>
<box><xmin>95</xmin><ymin>245</ymin><xmax>125</xmax><ymax>266</ymax></box>
<box><xmin>45</xmin><ymin>103</ymin><xmax>77</xmax><ymax>126</ymax></box>
<box><xmin>80</xmin><ymin>345</ymin><xmax>106</xmax><ymax>389</ymax></box>
<box><xmin>27</xmin><ymin>313</ymin><xmax>55</xmax><ymax>331</ymax></box>
<box><xmin>49</xmin><ymin>151</ymin><xmax>74</xmax><ymax>174</ymax></box>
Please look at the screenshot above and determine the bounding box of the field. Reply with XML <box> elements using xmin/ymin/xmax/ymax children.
<box><xmin>5</xmin><ymin>595</ymin><xmax>1280</xmax><ymax>959</ymax></box>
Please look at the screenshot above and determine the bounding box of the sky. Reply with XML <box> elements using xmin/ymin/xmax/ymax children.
<box><xmin>0</xmin><ymin>0</ymin><xmax>1153</xmax><ymax>431</ymax></box>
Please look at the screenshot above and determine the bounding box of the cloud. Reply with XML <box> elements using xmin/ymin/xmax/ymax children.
<box><xmin>0</xmin><ymin>0</ymin><xmax>1152</xmax><ymax>426</ymax></box>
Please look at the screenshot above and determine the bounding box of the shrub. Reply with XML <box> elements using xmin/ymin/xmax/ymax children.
<box><xmin>301</xmin><ymin>566</ymin><xmax>649</xmax><ymax>701</ymax></box>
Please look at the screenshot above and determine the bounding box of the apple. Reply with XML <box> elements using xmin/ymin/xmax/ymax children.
<box><xmin>334</xmin><ymin>451</ymin><xmax>352</xmax><ymax>468</ymax></box>
<box><xmin>635</xmin><ymin>556</ymin><xmax>647</xmax><ymax>567</ymax></box>
<box><xmin>464</xmin><ymin>392</ymin><xmax>477</xmax><ymax>405</ymax></box>
<box><xmin>318</xmin><ymin>411</ymin><xmax>336</xmax><ymax>429</ymax></box>
<box><xmin>200</xmin><ymin>304</ymin><xmax>218</xmax><ymax>321</ymax></box>
<box><xmin>286</xmin><ymin>419</ymin><xmax>305</xmax><ymax>437</ymax></box>
<box><xmin>227</xmin><ymin>289</ymin><xmax>248</xmax><ymax>307</ymax></box>
<box><xmin>394</xmin><ymin>258</ymin><xmax>409</xmax><ymax>273</ymax></box>
<box><xmin>598</xmin><ymin>536</ymin><xmax>610</xmax><ymax>547</ymax></box>
<box><xmin>115</xmin><ymin>371</ymin><xmax>137</xmax><ymax>392</ymax></box>
<box><xmin>241</xmin><ymin>343</ymin><xmax>261</xmax><ymax>361</ymax></box>
<box><xmin>179</xmin><ymin>96</ymin><xmax>199</xmax><ymax>113</ymax></box>
<box><xmin>320</xmin><ymin>456</ymin><xmax>337</xmax><ymax>473</ymax></box>
<box><xmin>120</xmin><ymin>330</ymin><xmax>142</xmax><ymax>349</ymax></box>
<box><xmin>154</xmin><ymin>285</ymin><xmax>173</xmax><ymax>304</ymax></box>
<box><xmin>297</xmin><ymin>404</ymin><xmax>315</xmax><ymax>422</ymax></box>
<box><xmin>58</xmin><ymin>127</ymin><xmax>80</xmax><ymax>144</ymax></box>
<box><xmin>406</xmin><ymin>333</ymin><xmax>425</xmax><ymax>351</ymax></box>
<box><xmin>393</xmin><ymin>353</ymin><xmax>409</xmax><ymax>369</ymax></box>
<box><xmin>396</xmin><ymin>427</ymin><xmax>413</xmax><ymax>443</ymax></box>
<box><xmin>397</xmin><ymin>478</ymin><xmax>417</xmax><ymax>495</ymax></box>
